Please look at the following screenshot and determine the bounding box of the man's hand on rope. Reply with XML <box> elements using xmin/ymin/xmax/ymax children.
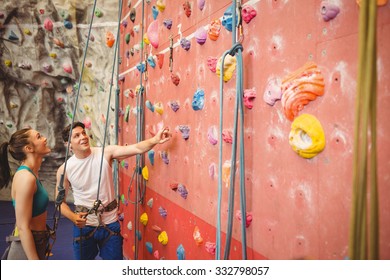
<box><xmin>73</xmin><ymin>212</ymin><xmax>87</xmax><ymax>228</ymax></box>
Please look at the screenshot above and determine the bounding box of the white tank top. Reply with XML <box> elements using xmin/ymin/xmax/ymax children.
<box><xmin>66</xmin><ymin>147</ymin><xmax>117</xmax><ymax>226</ymax></box>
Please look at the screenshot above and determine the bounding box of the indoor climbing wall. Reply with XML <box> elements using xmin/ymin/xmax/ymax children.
<box><xmin>0</xmin><ymin>0</ymin><xmax>119</xmax><ymax>199</ymax></box>
<box><xmin>118</xmin><ymin>0</ymin><xmax>390</xmax><ymax>260</ymax></box>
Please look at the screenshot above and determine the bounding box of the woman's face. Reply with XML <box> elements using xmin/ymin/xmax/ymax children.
<box><xmin>28</xmin><ymin>130</ymin><xmax>51</xmax><ymax>156</ymax></box>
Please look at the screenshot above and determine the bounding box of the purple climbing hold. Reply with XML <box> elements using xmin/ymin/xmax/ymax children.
<box><xmin>169</xmin><ymin>100</ymin><xmax>180</xmax><ymax>112</ymax></box>
<box><xmin>178</xmin><ymin>125</ymin><xmax>190</xmax><ymax>140</ymax></box>
<box><xmin>321</xmin><ymin>1</ymin><xmax>340</xmax><ymax>22</ymax></box>
<box><xmin>180</xmin><ymin>38</ymin><xmax>191</xmax><ymax>51</ymax></box>
<box><xmin>163</xmin><ymin>19</ymin><xmax>173</xmax><ymax>29</ymax></box>
<box><xmin>158</xmin><ymin>206</ymin><xmax>168</xmax><ymax>218</ymax></box>
<box><xmin>177</xmin><ymin>184</ymin><xmax>188</xmax><ymax>199</ymax></box>
<box><xmin>161</xmin><ymin>151</ymin><xmax>169</xmax><ymax>164</ymax></box>
<box><xmin>194</xmin><ymin>27</ymin><xmax>207</xmax><ymax>45</ymax></box>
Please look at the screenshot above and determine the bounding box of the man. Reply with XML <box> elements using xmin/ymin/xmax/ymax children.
<box><xmin>56</xmin><ymin>121</ymin><xmax>171</xmax><ymax>259</ymax></box>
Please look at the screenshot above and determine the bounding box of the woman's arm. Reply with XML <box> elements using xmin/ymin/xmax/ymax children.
<box><xmin>13</xmin><ymin>171</ymin><xmax>39</xmax><ymax>260</ymax></box>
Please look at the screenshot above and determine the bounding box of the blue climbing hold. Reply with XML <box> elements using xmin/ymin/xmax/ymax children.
<box><xmin>192</xmin><ymin>89</ymin><xmax>205</xmax><ymax>111</ymax></box>
<box><xmin>176</xmin><ymin>244</ymin><xmax>185</xmax><ymax>260</ymax></box>
<box><xmin>148</xmin><ymin>150</ymin><xmax>155</xmax><ymax>166</ymax></box>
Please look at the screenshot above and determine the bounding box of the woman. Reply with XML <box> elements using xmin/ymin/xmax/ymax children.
<box><xmin>0</xmin><ymin>128</ymin><xmax>51</xmax><ymax>260</ymax></box>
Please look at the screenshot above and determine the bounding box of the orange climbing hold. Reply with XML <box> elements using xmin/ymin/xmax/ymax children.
<box><xmin>280</xmin><ymin>62</ymin><xmax>325</xmax><ymax>121</ymax></box>
<box><xmin>106</xmin><ymin>31</ymin><xmax>115</xmax><ymax>48</ymax></box>
<box><xmin>208</xmin><ymin>19</ymin><xmax>221</xmax><ymax>41</ymax></box>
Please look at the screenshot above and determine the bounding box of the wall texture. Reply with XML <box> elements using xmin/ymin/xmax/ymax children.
<box><xmin>118</xmin><ymin>0</ymin><xmax>390</xmax><ymax>260</ymax></box>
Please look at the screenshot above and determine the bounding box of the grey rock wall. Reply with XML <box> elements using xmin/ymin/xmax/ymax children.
<box><xmin>0</xmin><ymin>0</ymin><xmax>119</xmax><ymax>200</ymax></box>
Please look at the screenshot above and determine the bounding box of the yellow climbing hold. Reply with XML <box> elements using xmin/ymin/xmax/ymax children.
<box><xmin>140</xmin><ymin>212</ymin><xmax>148</xmax><ymax>226</ymax></box>
<box><xmin>23</xmin><ymin>28</ymin><xmax>32</xmax><ymax>35</ymax></box>
<box><xmin>216</xmin><ymin>54</ymin><xmax>237</xmax><ymax>82</ymax></box>
<box><xmin>158</xmin><ymin>231</ymin><xmax>168</xmax><ymax>245</ymax></box>
<box><xmin>142</xmin><ymin>166</ymin><xmax>149</xmax><ymax>180</ymax></box>
<box><xmin>143</xmin><ymin>33</ymin><xmax>150</xmax><ymax>45</ymax></box>
<box><xmin>4</xmin><ymin>60</ymin><xmax>12</xmax><ymax>67</ymax></box>
<box><xmin>49</xmin><ymin>52</ymin><xmax>57</xmax><ymax>58</ymax></box>
<box><xmin>156</xmin><ymin>0</ymin><xmax>166</xmax><ymax>12</ymax></box>
<box><xmin>289</xmin><ymin>113</ymin><xmax>326</xmax><ymax>159</ymax></box>
<box><xmin>154</xmin><ymin>102</ymin><xmax>164</xmax><ymax>115</ymax></box>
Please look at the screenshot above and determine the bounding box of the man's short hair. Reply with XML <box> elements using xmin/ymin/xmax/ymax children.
<box><xmin>62</xmin><ymin>121</ymin><xmax>85</xmax><ymax>142</ymax></box>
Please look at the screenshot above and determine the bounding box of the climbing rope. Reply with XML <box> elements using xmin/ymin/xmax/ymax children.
<box><xmin>349</xmin><ymin>0</ymin><xmax>378</xmax><ymax>260</ymax></box>
<box><xmin>216</xmin><ymin>0</ymin><xmax>247</xmax><ymax>260</ymax></box>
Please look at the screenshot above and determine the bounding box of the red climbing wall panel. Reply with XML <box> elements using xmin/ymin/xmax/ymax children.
<box><xmin>118</xmin><ymin>0</ymin><xmax>390</xmax><ymax>260</ymax></box>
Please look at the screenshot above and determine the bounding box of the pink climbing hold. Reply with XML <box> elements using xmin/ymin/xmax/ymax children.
<box><xmin>171</xmin><ymin>73</ymin><xmax>180</xmax><ymax>86</ymax></box>
<box><xmin>236</xmin><ymin>210</ymin><xmax>253</xmax><ymax>228</ymax></box>
<box><xmin>198</xmin><ymin>0</ymin><xmax>206</xmax><ymax>11</ymax></box>
<box><xmin>207</xmin><ymin>56</ymin><xmax>218</xmax><ymax>73</ymax></box>
<box><xmin>205</xmin><ymin>242</ymin><xmax>216</xmax><ymax>255</ymax></box>
<box><xmin>63</xmin><ymin>63</ymin><xmax>73</xmax><ymax>74</ymax></box>
<box><xmin>243</xmin><ymin>88</ymin><xmax>256</xmax><ymax>109</ymax></box>
<box><xmin>242</xmin><ymin>5</ymin><xmax>257</xmax><ymax>24</ymax></box>
<box><xmin>222</xmin><ymin>129</ymin><xmax>233</xmax><ymax>144</ymax></box>
<box><xmin>195</xmin><ymin>27</ymin><xmax>207</xmax><ymax>45</ymax></box>
<box><xmin>263</xmin><ymin>78</ymin><xmax>282</xmax><ymax>106</ymax></box>
<box><xmin>147</xmin><ymin>20</ymin><xmax>159</xmax><ymax>49</ymax></box>
<box><xmin>207</xmin><ymin>126</ymin><xmax>218</xmax><ymax>145</ymax></box>
<box><xmin>44</xmin><ymin>18</ymin><xmax>53</xmax><ymax>31</ymax></box>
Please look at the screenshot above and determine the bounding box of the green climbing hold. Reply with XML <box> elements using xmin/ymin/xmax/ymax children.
<box><xmin>125</xmin><ymin>33</ymin><xmax>130</xmax><ymax>44</ymax></box>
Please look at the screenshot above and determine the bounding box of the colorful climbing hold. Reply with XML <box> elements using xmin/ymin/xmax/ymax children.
<box><xmin>263</xmin><ymin>77</ymin><xmax>282</xmax><ymax>106</ymax></box>
<box><xmin>183</xmin><ymin>1</ymin><xmax>192</xmax><ymax>17</ymax></box>
<box><xmin>140</xmin><ymin>212</ymin><xmax>149</xmax><ymax>226</ymax></box>
<box><xmin>176</xmin><ymin>244</ymin><xmax>185</xmax><ymax>260</ymax></box>
<box><xmin>130</xmin><ymin>8</ymin><xmax>136</xmax><ymax>22</ymax></box>
<box><xmin>192</xmin><ymin>89</ymin><xmax>205</xmax><ymax>110</ymax></box>
<box><xmin>171</xmin><ymin>73</ymin><xmax>180</xmax><ymax>86</ymax></box>
<box><xmin>207</xmin><ymin>126</ymin><xmax>218</xmax><ymax>145</ymax></box>
<box><xmin>154</xmin><ymin>102</ymin><xmax>164</xmax><ymax>115</ymax></box>
<box><xmin>94</xmin><ymin>8</ymin><xmax>103</xmax><ymax>17</ymax></box>
<box><xmin>236</xmin><ymin>210</ymin><xmax>253</xmax><ymax>228</ymax></box>
<box><xmin>208</xmin><ymin>19</ymin><xmax>221</xmax><ymax>41</ymax></box>
<box><xmin>44</xmin><ymin>18</ymin><xmax>53</xmax><ymax>31</ymax></box>
<box><xmin>177</xmin><ymin>184</ymin><xmax>188</xmax><ymax>199</ymax></box>
<box><xmin>178</xmin><ymin>125</ymin><xmax>190</xmax><ymax>140</ymax></box>
<box><xmin>125</xmin><ymin>33</ymin><xmax>130</xmax><ymax>44</ymax></box>
<box><xmin>63</xmin><ymin>63</ymin><xmax>73</xmax><ymax>74</ymax></box>
<box><xmin>158</xmin><ymin>231</ymin><xmax>168</xmax><ymax>245</ymax></box>
<box><xmin>159</xmin><ymin>206</ymin><xmax>167</xmax><ymax>218</ymax></box>
<box><xmin>106</xmin><ymin>31</ymin><xmax>115</xmax><ymax>48</ymax></box>
<box><xmin>156</xmin><ymin>0</ymin><xmax>166</xmax><ymax>12</ymax></box>
<box><xmin>142</xmin><ymin>166</ymin><xmax>149</xmax><ymax>180</ymax></box>
<box><xmin>64</xmin><ymin>20</ymin><xmax>73</xmax><ymax>29</ymax></box>
<box><xmin>194</xmin><ymin>27</ymin><xmax>207</xmax><ymax>45</ymax></box>
<box><xmin>152</xmin><ymin>6</ymin><xmax>159</xmax><ymax>20</ymax></box>
<box><xmin>147</xmin><ymin>198</ymin><xmax>154</xmax><ymax>208</ymax></box>
<box><xmin>281</xmin><ymin>62</ymin><xmax>325</xmax><ymax>121</ymax></box>
<box><xmin>205</xmin><ymin>242</ymin><xmax>216</xmax><ymax>255</ymax></box>
<box><xmin>148</xmin><ymin>150</ymin><xmax>155</xmax><ymax>166</ymax></box>
<box><xmin>163</xmin><ymin>19</ymin><xmax>172</xmax><ymax>29</ymax></box>
<box><xmin>320</xmin><ymin>1</ymin><xmax>340</xmax><ymax>22</ymax></box>
<box><xmin>169</xmin><ymin>100</ymin><xmax>180</xmax><ymax>112</ymax></box>
<box><xmin>147</xmin><ymin>56</ymin><xmax>156</xmax><ymax>68</ymax></box>
<box><xmin>145</xmin><ymin>100</ymin><xmax>155</xmax><ymax>112</ymax></box>
<box><xmin>180</xmin><ymin>38</ymin><xmax>191</xmax><ymax>51</ymax></box>
<box><xmin>289</xmin><ymin>113</ymin><xmax>326</xmax><ymax>159</ymax></box>
<box><xmin>198</xmin><ymin>0</ymin><xmax>206</xmax><ymax>11</ymax></box>
<box><xmin>242</xmin><ymin>5</ymin><xmax>257</xmax><ymax>24</ymax></box>
<box><xmin>193</xmin><ymin>226</ymin><xmax>203</xmax><ymax>246</ymax></box>
<box><xmin>145</xmin><ymin>242</ymin><xmax>153</xmax><ymax>254</ymax></box>
<box><xmin>243</xmin><ymin>88</ymin><xmax>256</xmax><ymax>109</ymax></box>
<box><xmin>216</xmin><ymin>54</ymin><xmax>237</xmax><ymax>82</ymax></box>
<box><xmin>160</xmin><ymin>151</ymin><xmax>169</xmax><ymax>164</ymax></box>
<box><xmin>207</xmin><ymin>56</ymin><xmax>218</xmax><ymax>73</ymax></box>
<box><xmin>147</xmin><ymin>20</ymin><xmax>159</xmax><ymax>49</ymax></box>
<box><xmin>156</xmin><ymin>53</ymin><xmax>164</xmax><ymax>69</ymax></box>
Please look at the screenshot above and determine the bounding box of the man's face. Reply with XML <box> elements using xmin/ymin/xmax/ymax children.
<box><xmin>70</xmin><ymin>126</ymin><xmax>90</xmax><ymax>153</ymax></box>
